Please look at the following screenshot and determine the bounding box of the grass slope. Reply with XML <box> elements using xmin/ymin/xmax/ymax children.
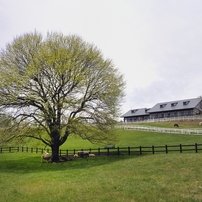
<box><xmin>1</xmin><ymin>121</ymin><xmax>202</xmax><ymax>201</ymax></box>
<box><xmin>0</xmin><ymin>152</ymin><xmax>202</xmax><ymax>202</ymax></box>
<box><xmin>115</xmin><ymin>129</ymin><xmax>202</xmax><ymax>147</ymax></box>
<box><xmin>19</xmin><ymin>128</ymin><xmax>202</xmax><ymax>150</ymax></box>
<box><xmin>10</xmin><ymin>120</ymin><xmax>202</xmax><ymax>149</ymax></box>
<box><xmin>128</xmin><ymin>120</ymin><xmax>202</xmax><ymax>129</ymax></box>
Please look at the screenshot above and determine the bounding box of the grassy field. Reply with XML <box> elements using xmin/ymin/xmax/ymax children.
<box><xmin>1</xmin><ymin>121</ymin><xmax>202</xmax><ymax>202</ymax></box>
<box><xmin>115</xmin><ymin>129</ymin><xmax>202</xmax><ymax>147</ymax></box>
<box><xmin>1</xmin><ymin>152</ymin><xmax>202</xmax><ymax>202</ymax></box>
<box><xmin>125</xmin><ymin>120</ymin><xmax>202</xmax><ymax>129</ymax></box>
<box><xmin>22</xmin><ymin>127</ymin><xmax>202</xmax><ymax>150</ymax></box>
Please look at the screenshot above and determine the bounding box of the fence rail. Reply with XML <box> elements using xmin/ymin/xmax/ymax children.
<box><xmin>1</xmin><ymin>143</ymin><xmax>202</xmax><ymax>156</ymax></box>
<box><xmin>116</xmin><ymin>125</ymin><xmax>202</xmax><ymax>135</ymax></box>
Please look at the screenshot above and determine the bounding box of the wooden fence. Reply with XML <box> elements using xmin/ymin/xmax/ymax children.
<box><xmin>1</xmin><ymin>143</ymin><xmax>202</xmax><ymax>156</ymax></box>
<box><xmin>117</xmin><ymin>125</ymin><xmax>202</xmax><ymax>135</ymax></box>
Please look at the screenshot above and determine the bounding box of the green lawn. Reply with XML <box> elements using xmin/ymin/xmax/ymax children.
<box><xmin>1</xmin><ymin>127</ymin><xmax>202</xmax><ymax>202</ymax></box>
<box><xmin>0</xmin><ymin>152</ymin><xmax>202</xmax><ymax>202</ymax></box>
<box><xmin>60</xmin><ymin>129</ymin><xmax>202</xmax><ymax>150</ymax></box>
<box><xmin>123</xmin><ymin>120</ymin><xmax>202</xmax><ymax>129</ymax></box>
<box><xmin>115</xmin><ymin>129</ymin><xmax>202</xmax><ymax>147</ymax></box>
<box><xmin>20</xmin><ymin>128</ymin><xmax>202</xmax><ymax>150</ymax></box>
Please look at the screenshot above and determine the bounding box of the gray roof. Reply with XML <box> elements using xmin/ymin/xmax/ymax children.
<box><xmin>148</xmin><ymin>97</ymin><xmax>202</xmax><ymax>113</ymax></box>
<box><xmin>121</xmin><ymin>108</ymin><xmax>150</xmax><ymax>117</ymax></box>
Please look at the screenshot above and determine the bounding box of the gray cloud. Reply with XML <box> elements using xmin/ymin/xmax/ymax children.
<box><xmin>0</xmin><ymin>0</ymin><xmax>202</xmax><ymax>114</ymax></box>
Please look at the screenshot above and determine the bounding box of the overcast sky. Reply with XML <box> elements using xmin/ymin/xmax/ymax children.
<box><xmin>0</xmin><ymin>0</ymin><xmax>202</xmax><ymax>114</ymax></box>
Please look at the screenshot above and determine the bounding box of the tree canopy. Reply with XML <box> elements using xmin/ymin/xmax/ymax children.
<box><xmin>0</xmin><ymin>31</ymin><xmax>125</xmax><ymax>162</ymax></box>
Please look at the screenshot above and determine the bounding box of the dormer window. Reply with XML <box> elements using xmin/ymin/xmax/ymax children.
<box><xmin>145</xmin><ymin>108</ymin><xmax>150</xmax><ymax>112</ymax></box>
<box><xmin>131</xmin><ymin>109</ymin><xmax>137</xmax><ymax>113</ymax></box>
<box><xmin>183</xmin><ymin>101</ymin><xmax>190</xmax><ymax>105</ymax></box>
<box><xmin>160</xmin><ymin>104</ymin><xmax>166</xmax><ymax>108</ymax></box>
<box><xmin>171</xmin><ymin>102</ymin><xmax>178</xmax><ymax>107</ymax></box>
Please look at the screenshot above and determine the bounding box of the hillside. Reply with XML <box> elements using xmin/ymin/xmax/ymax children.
<box><xmin>120</xmin><ymin>120</ymin><xmax>202</xmax><ymax>129</ymax></box>
<box><xmin>2</xmin><ymin>120</ymin><xmax>202</xmax><ymax>150</ymax></box>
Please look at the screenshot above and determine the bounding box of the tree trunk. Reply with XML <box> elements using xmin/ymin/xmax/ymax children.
<box><xmin>50</xmin><ymin>125</ymin><xmax>61</xmax><ymax>163</ymax></box>
<box><xmin>51</xmin><ymin>143</ymin><xmax>60</xmax><ymax>163</ymax></box>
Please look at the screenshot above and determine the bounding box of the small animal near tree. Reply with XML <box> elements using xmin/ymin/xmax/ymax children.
<box><xmin>0</xmin><ymin>31</ymin><xmax>125</xmax><ymax>162</ymax></box>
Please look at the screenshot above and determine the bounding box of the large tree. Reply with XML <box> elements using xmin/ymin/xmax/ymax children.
<box><xmin>0</xmin><ymin>32</ymin><xmax>125</xmax><ymax>162</ymax></box>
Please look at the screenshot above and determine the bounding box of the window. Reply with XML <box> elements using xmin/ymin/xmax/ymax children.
<box><xmin>131</xmin><ymin>109</ymin><xmax>137</xmax><ymax>113</ymax></box>
<box><xmin>171</xmin><ymin>102</ymin><xmax>178</xmax><ymax>107</ymax></box>
<box><xmin>183</xmin><ymin>101</ymin><xmax>190</xmax><ymax>105</ymax></box>
<box><xmin>145</xmin><ymin>108</ymin><xmax>150</xmax><ymax>113</ymax></box>
<box><xmin>160</xmin><ymin>104</ymin><xmax>167</xmax><ymax>108</ymax></box>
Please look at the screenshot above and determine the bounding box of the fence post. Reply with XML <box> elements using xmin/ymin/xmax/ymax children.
<box><xmin>0</xmin><ymin>147</ymin><xmax>2</xmax><ymax>153</ymax></box>
<box><xmin>9</xmin><ymin>147</ymin><xmax>11</xmax><ymax>153</ymax></box>
<box><xmin>139</xmin><ymin>146</ymin><xmax>142</xmax><ymax>155</ymax></box>
<box><xmin>117</xmin><ymin>147</ymin><xmax>120</xmax><ymax>156</ymax></box>
<box><xmin>107</xmin><ymin>148</ymin><xmax>110</xmax><ymax>156</ymax></box>
<box><xmin>128</xmin><ymin>146</ymin><xmax>130</xmax><ymax>155</ymax></box>
<box><xmin>98</xmin><ymin>148</ymin><xmax>100</xmax><ymax>156</ymax></box>
<box><xmin>165</xmin><ymin>145</ymin><xmax>168</xmax><ymax>153</ymax></box>
<box><xmin>152</xmin><ymin>145</ymin><xmax>155</xmax><ymax>154</ymax></box>
<box><xmin>66</xmin><ymin>149</ymin><xmax>68</xmax><ymax>156</ymax></box>
<box><xmin>195</xmin><ymin>143</ymin><xmax>198</xmax><ymax>153</ymax></box>
<box><xmin>180</xmin><ymin>144</ymin><xmax>182</xmax><ymax>153</ymax></box>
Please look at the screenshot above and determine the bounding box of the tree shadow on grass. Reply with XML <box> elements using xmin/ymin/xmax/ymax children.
<box><xmin>0</xmin><ymin>153</ymin><xmax>142</xmax><ymax>174</ymax></box>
